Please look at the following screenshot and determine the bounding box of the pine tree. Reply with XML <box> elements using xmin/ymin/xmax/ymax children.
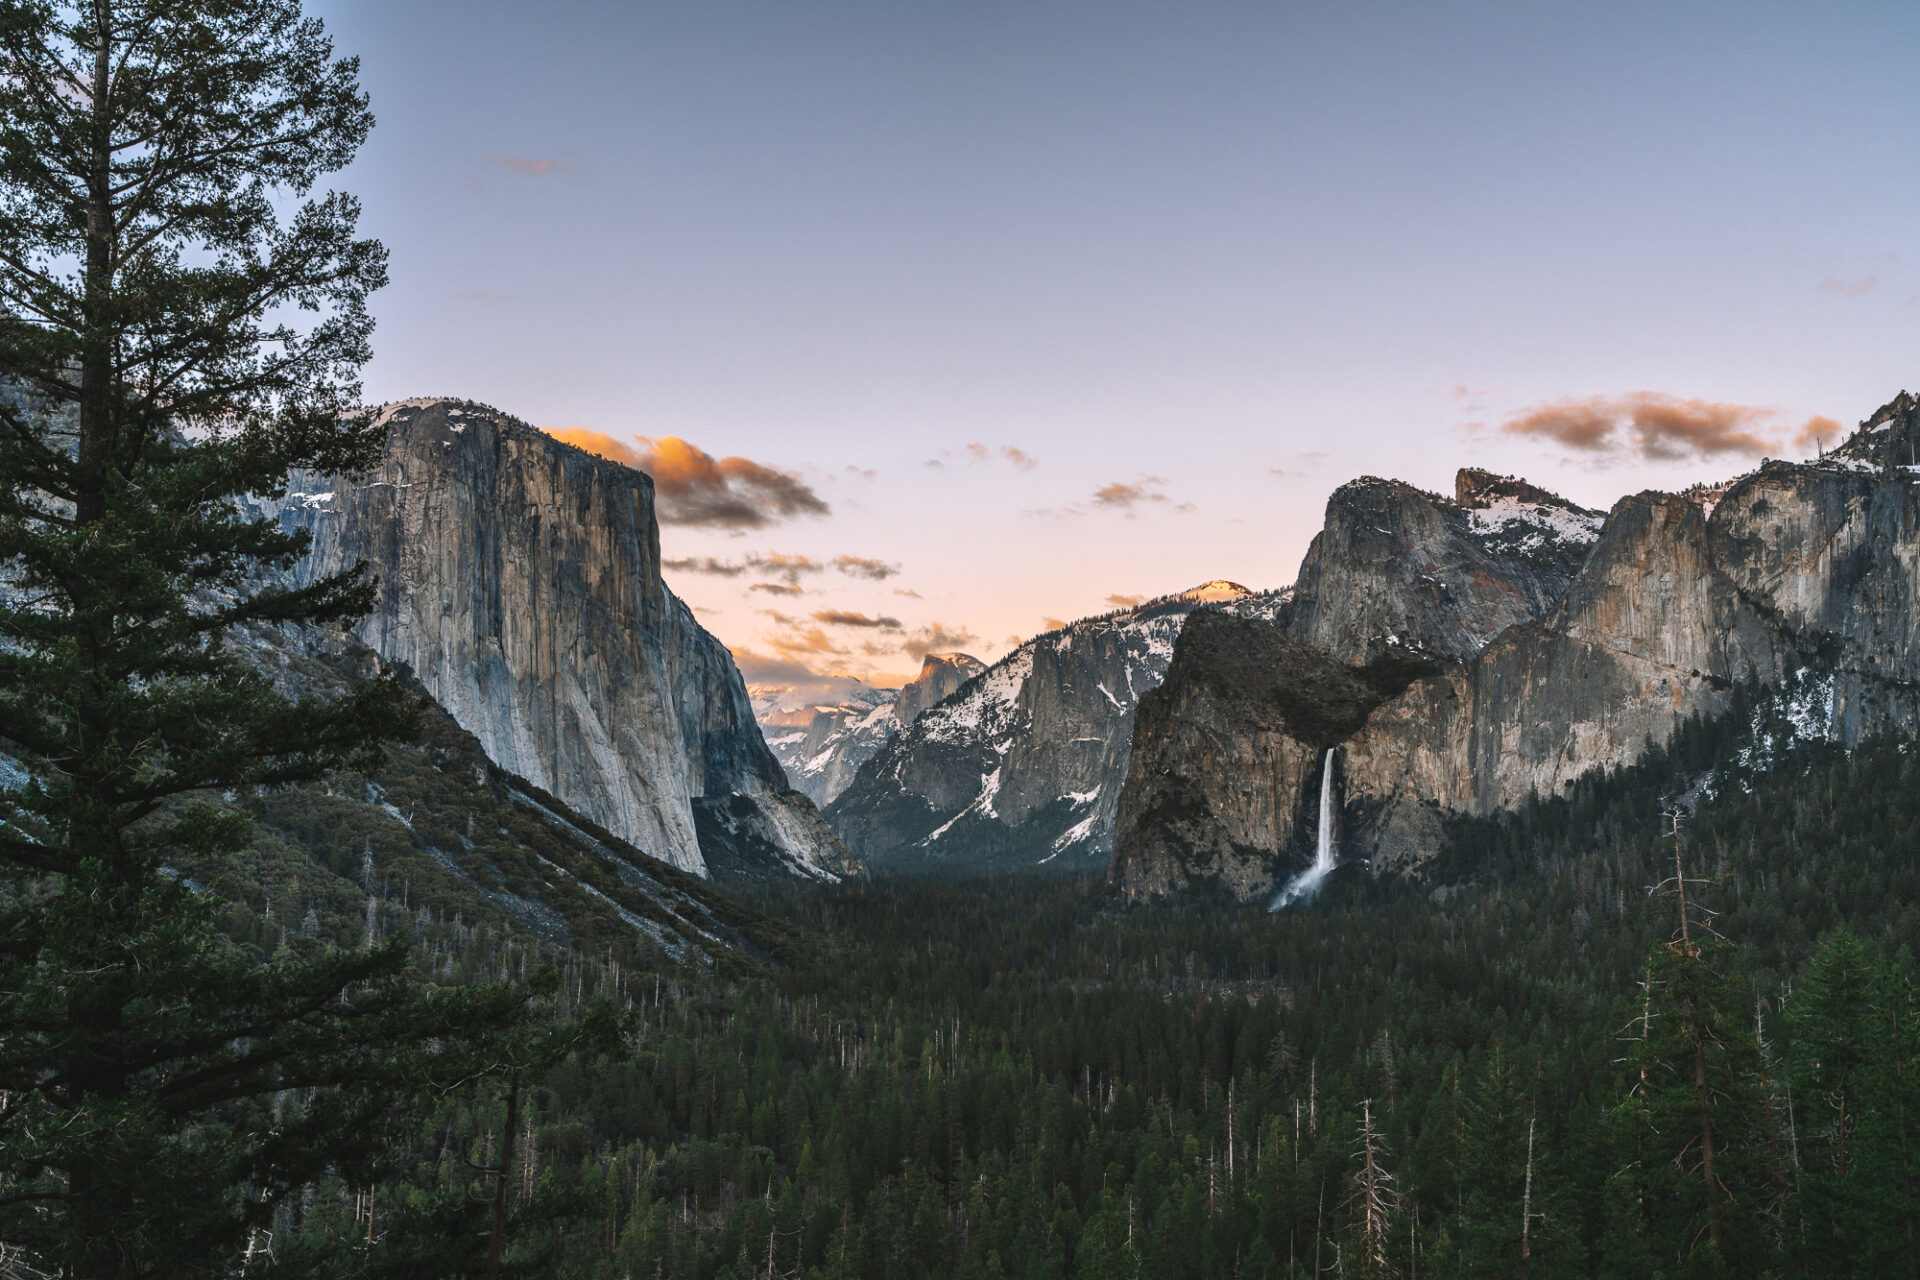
<box><xmin>1784</xmin><ymin>927</ymin><xmax>1878</xmax><ymax>1270</ymax></box>
<box><xmin>0</xmin><ymin>3</ymin><xmax>538</xmax><ymax>1276</ymax></box>
<box><xmin>1607</xmin><ymin>814</ymin><xmax>1772</xmax><ymax>1277</ymax></box>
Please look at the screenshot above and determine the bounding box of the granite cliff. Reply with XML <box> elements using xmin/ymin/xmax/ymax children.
<box><xmin>266</xmin><ymin>398</ymin><xmax>854</xmax><ymax>885</ymax></box>
<box><xmin>1113</xmin><ymin>398</ymin><xmax>1920</xmax><ymax>901</ymax></box>
<box><xmin>1286</xmin><ymin>467</ymin><xmax>1603</xmax><ymax>662</ymax></box>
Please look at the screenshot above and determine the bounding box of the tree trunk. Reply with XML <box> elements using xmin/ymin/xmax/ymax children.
<box><xmin>487</xmin><ymin>1084</ymin><xmax>518</xmax><ymax>1280</ymax></box>
<box><xmin>78</xmin><ymin>0</ymin><xmax>116</xmax><ymax>527</ymax></box>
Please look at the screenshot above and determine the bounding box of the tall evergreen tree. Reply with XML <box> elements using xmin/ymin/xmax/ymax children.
<box><xmin>0</xmin><ymin>3</ymin><xmax>535</xmax><ymax>1276</ymax></box>
<box><xmin>1786</xmin><ymin>927</ymin><xmax>1880</xmax><ymax>1271</ymax></box>
<box><xmin>1607</xmin><ymin>828</ymin><xmax>1773</xmax><ymax>1277</ymax></box>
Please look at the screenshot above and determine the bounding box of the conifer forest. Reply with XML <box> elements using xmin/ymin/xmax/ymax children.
<box><xmin>217</xmin><ymin>710</ymin><xmax>1920</xmax><ymax>1278</ymax></box>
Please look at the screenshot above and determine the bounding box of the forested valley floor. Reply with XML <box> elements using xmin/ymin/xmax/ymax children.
<box><xmin>281</xmin><ymin>706</ymin><xmax>1920</xmax><ymax>1279</ymax></box>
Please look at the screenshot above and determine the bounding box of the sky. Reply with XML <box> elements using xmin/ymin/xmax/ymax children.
<box><xmin>308</xmin><ymin>0</ymin><xmax>1920</xmax><ymax>696</ymax></box>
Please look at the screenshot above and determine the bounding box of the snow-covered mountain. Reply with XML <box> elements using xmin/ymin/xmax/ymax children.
<box><xmin>825</xmin><ymin>582</ymin><xmax>1289</xmax><ymax>869</ymax></box>
<box><xmin>758</xmin><ymin>653</ymin><xmax>986</xmax><ymax>806</ymax></box>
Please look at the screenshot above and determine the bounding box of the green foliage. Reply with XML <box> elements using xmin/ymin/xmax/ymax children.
<box><xmin>270</xmin><ymin>724</ymin><xmax>1920</xmax><ymax>1279</ymax></box>
<box><xmin>0</xmin><ymin>4</ymin><xmax>567</xmax><ymax>1276</ymax></box>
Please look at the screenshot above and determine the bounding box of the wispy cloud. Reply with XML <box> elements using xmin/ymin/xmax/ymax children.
<box><xmin>928</xmin><ymin>442</ymin><xmax>1041</xmax><ymax>471</ymax></box>
<box><xmin>813</xmin><ymin>610</ymin><xmax>901</xmax><ymax>630</ymax></box>
<box><xmin>662</xmin><ymin>550</ymin><xmax>898</xmax><ymax>583</ymax></box>
<box><xmin>1105</xmin><ymin>593</ymin><xmax>1145</xmax><ymax>608</ymax></box>
<box><xmin>1026</xmin><ymin>473</ymin><xmax>1195</xmax><ymax>519</ymax></box>
<box><xmin>1091</xmin><ymin>475</ymin><xmax>1192</xmax><ymax>513</ymax></box>
<box><xmin>762</xmin><ymin>621</ymin><xmax>850</xmax><ymax>660</ymax></box>
<box><xmin>902</xmin><ymin>621</ymin><xmax>979</xmax><ymax>660</ymax></box>
<box><xmin>493</xmin><ymin>150</ymin><xmax>578</xmax><ymax>176</ymax></box>
<box><xmin>1818</xmin><ymin>275</ymin><xmax>1876</xmax><ymax>296</ymax></box>
<box><xmin>831</xmin><ymin>554</ymin><xmax>899</xmax><ymax>580</ymax></box>
<box><xmin>664</xmin><ymin>556</ymin><xmax>747</xmax><ymax>577</ymax></box>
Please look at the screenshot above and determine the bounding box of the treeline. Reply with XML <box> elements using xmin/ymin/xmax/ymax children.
<box><xmin>269</xmin><ymin>707</ymin><xmax>1920</xmax><ymax>1278</ymax></box>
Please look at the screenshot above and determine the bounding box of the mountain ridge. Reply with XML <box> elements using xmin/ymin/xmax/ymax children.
<box><xmin>825</xmin><ymin>581</ymin><xmax>1289</xmax><ymax>868</ymax></box>
<box><xmin>1112</xmin><ymin>393</ymin><xmax>1920</xmax><ymax>900</ymax></box>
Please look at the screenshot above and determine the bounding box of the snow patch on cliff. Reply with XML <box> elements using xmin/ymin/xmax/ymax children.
<box><xmin>1466</xmin><ymin>496</ymin><xmax>1604</xmax><ymax>553</ymax></box>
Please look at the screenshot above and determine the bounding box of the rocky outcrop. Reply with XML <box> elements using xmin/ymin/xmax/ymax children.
<box><xmin>265</xmin><ymin>398</ymin><xmax>854</xmax><ymax>884</ymax></box>
<box><xmin>827</xmin><ymin>582</ymin><xmax>1291</xmax><ymax>868</ymax></box>
<box><xmin>1286</xmin><ymin>470</ymin><xmax>1602</xmax><ymax>663</ymax></box>
<box><xmin>761</xmin><ymin>653</ymin><xmax>986</xmax><ymax>806</ymax></box>
<box><xmin>1111</xmin><ymin>612</ymin><xmax>1437</xmax><ymax>899</ymax></box>
<box><xmin>895</xmin><ymin>653</ymin><xmax>988</xmax><ymax>725</ymax></box>
<box><xmin>1112</xmin><ymin>421</ymin><xmax>1920</xmax><ymax>900</ymax></box>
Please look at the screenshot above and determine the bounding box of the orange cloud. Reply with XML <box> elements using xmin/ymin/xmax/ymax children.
<box><xmin>1503</xmin><ymin>393</ymin><xmax>1782</xmax><ymax>460</ymax></box>
<box><xmin>1002</xmin><ymin>446</ymin><xmax>1038</xmax><ymax>471</ymax></box>
<box><xmin>1106</xmin><ymin>593</ymin><xmax>1146</xmax><ymax>608</ymax></box>
<box><xmin>640</xmin><ymin>437</ymin><xmax>829</xmax><ymax>528</ymax></box>
<box><xmin>545</xmin><ymin>429</ymin><xmax>828</xmax><ymax>529</ymax></box>
<box><xmin>813</xmin><ymin>610</ymin><xmax>901</xmax><ymax>630</ymax></box>
<box><xmin>750</xmin><ymin>582</ymin><xmax>803</xmax><ymax>596</ymax></box>
<box><xmin>1795</xmin><ymin>415</ymin><xmax>1843</xmax><ymax>453</ymax></box>
<box><xmin>549</xmin><ymin>427</ymin><xmax>643</xmax><ymax>467</ymax></box>
<box><xmin>767</xmin><ymin>625</ymin><xmax>849</xmax><ymax>659</ymax></box>
<box><xmin>902</xmin><ymin>621</ymin><xmax>979</xmax><ymax>660</ymax></box>
<box><xmin>1092</xmin><ymin>475</ymin><xmax>1172</xmax><ymax>509</ymax></box>
<box><xmin>1042</xmin><ymin>616</ymin><xmax>1068</xmax><ymax>632</ymax></box>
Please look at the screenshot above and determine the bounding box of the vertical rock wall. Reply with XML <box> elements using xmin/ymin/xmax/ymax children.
<box><xmin>268</xmin><ymin>398</ymin><xmax>852</xmax><ymax>882</ymax></box>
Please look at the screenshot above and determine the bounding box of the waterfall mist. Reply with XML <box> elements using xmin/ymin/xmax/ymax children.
<box><xmin>1271</xmin><ymin>747</ymin><xmax>1338</xmax><ymax>911</ymax></box>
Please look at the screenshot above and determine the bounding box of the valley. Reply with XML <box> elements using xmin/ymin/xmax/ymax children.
<box><xmin>194</xmin><ymin>385</ymin><xmax>1920</xmax><ymax>1275</ymax></box>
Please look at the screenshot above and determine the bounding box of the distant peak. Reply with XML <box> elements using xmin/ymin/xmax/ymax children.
<box><xmin>1176</xmin><ymin>580</ymin><xmax>1251</xmax><ymax>603</ymax></box>
<box><xmin>917</xmin><ymin>652</ymin><xmax>985</xmax><ymax>676</ymax></box>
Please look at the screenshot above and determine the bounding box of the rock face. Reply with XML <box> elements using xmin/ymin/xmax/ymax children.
<box><xmin>266</xmin><ymin>398</ymin><xmax>854</xmax><ymax>884</ymax></box>
<box><xmin>894</xmin><ymin>653</ymin><xmax>989</xmax><ymax>725</ymax></box>
<box><xmin>827</xmin><ymin>582</ymin><xmax>1290</xmax><ymax>868</ymax></box>
<box><xmin>1286</xmin><ymin>470</ymin><xmax>1603</xmax><ymax>662</ymax></box>
<box><xmin>1113</xmin><ymin>414</ymin><xmax>1920</xmax><ymax>900</ymax></box>
<box><xmin>761</xmin><ymin>653</ymin><xmax>987</xmax><ymax>806</ymax></box>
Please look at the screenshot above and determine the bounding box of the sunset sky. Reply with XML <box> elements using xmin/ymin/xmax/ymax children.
<box><xmin>311</xmin><ymin>0</ymin><xmax>1920</xmax><ymax>694</ymax></box>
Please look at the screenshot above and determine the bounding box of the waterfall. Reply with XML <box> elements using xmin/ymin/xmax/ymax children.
<box><xmin>1271</xmin><ymin>747</ymin><xmax>1338</xmax><ymax>910</ymax></box>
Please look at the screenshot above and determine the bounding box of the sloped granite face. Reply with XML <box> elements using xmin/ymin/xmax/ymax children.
<box><xmin>1286</xmin><ymin>471</ymin><xmax>1603</xmax><ymax>664</ymax></box>
<box><xmin>1113</xmin><ymin>415</ymin><xmax>1920</xmax><ymax>900</ymax></box>
<box><xmin>265</xmin><ymin>399</ymin><xmax>854</xmax><ymax>883</ymax></box>
<box><xmin>1110</xmin><ymin>612</ymin><xmax>1436</xmax><ymax>900</ymax></box>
